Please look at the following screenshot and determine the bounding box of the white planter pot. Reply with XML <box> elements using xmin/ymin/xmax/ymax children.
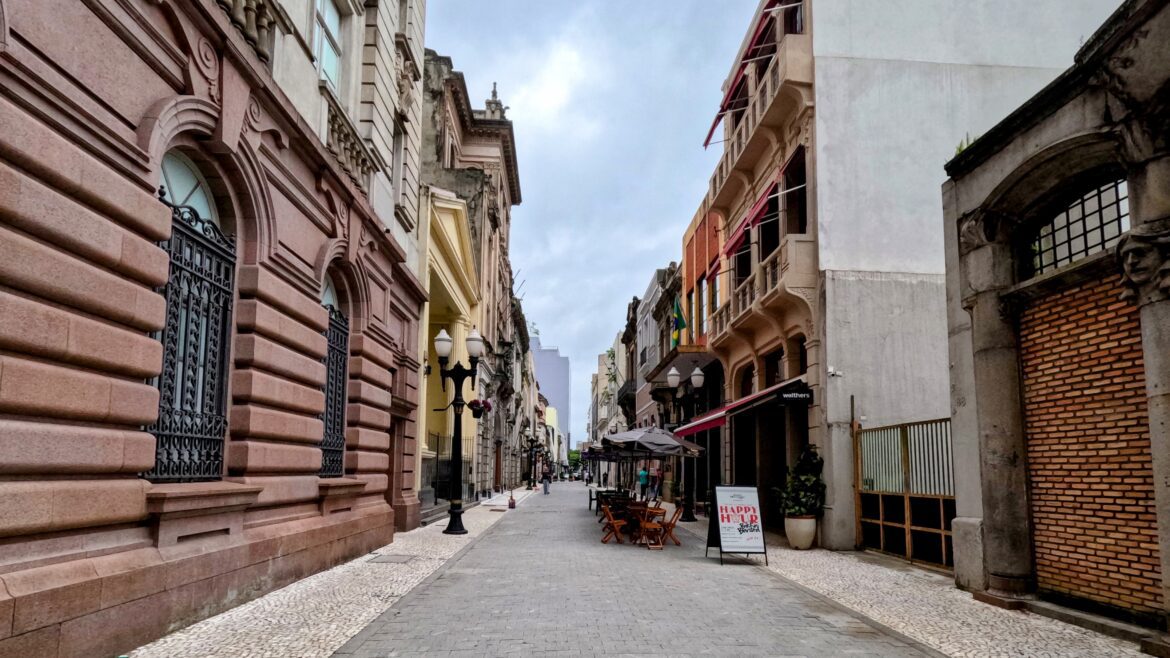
<box><xmin>784</xmin><ymin>516</ymin><xmax>817</xmax><ymax>550</ymax></box>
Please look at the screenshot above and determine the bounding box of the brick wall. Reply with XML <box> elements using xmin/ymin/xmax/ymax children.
<box><xmin>1019</xmin><ymin>274</ymin><xmax>1161</xmax><ymax>617</ymax></box>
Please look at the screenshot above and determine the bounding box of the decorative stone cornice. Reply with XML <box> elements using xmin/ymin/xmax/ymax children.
<box><xmin>1117</xmin><ymin>218</ymin><xmax>1170</xmax><ymax>304</ymax></box>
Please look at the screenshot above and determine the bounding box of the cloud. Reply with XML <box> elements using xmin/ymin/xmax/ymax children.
<box><xmin>507</xmin><ymin>42</ymin><xmax>602</xmax><ymax>142</ymax></box>
<box><xmin>426</xmin><ymin>0</ymin><xmax>760</xmax><ymax>434</ymax></box>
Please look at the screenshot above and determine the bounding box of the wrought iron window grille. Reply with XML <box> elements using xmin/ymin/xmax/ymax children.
<box><xmin>320</xmin><ymin>305</ymin><xmax>350</xmax><ymax>478</ymax></box>
<box><xmin>144</xmin><ymin>190</ymin><xmax>236</xmax><ymax>482</ymax></box>
<box><xmin>1027</xmin><ymin>179</ymin><xmax>1129</xmax><ymax>277</ymax></box>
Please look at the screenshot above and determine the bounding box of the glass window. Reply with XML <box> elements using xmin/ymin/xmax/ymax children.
<box><xmin>161</xmin><ymin>152</ymin><xmax>218</xmax><ymax>225</ymax></box>
<box><xmin>316</xmin><ymin>0</ymin><xmax>342</xmax><ymax>89</ymax></box>
<box><xmin>1027</xmin><ymin>179</ymin><xmax>1129</xmax><ymax>277</ymax></box>
<box><xmin>320</xmin><ymin>274</ymin><xmax>349</xmax><ymax>478</ymax></box>
<box><xmin>146</xmin><ymin>151</ymin><xmax>235</xmax><ymax>483</ymax></box>
<box><xmin>686</xmin><ymin>291</ymin><xmax>694</xmax><ymax>342</ymax></box>
<box><xmin>696</xmin><ymin>278</ymin><xmax>706</xmax><ymax>336</ymax></box>
<box><xmin>710</xmin><ymin>275</ymin><xmax>720</xmax><ymax>311</ymax></box>
<box><xmin>391</xmin><ymin>123</ymin><xmax>406</xmax><ymax>205</ymax></box>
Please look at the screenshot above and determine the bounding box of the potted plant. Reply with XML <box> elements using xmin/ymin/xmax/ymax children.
<box><xmin>468</xmin><ymin>399</ymin><xmax>492</xmax><ymax>419</ymax></box>
<box><xmin>781</xmin><ymin>445</ymin><xmax>826</xmax><ymax>550</ymax></box>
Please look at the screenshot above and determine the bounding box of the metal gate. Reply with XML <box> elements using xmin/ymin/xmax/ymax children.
<box><xmin>854</xmin><ymin>418</ymin><xmax>955</xmax><ymax>568</ymax></box>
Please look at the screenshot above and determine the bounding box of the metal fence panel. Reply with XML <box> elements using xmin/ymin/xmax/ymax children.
<box><xmin>859</xmin><ymin>425</ymin><xmax>904</xmax><ymax>493</ymax></box>
<box><xmin>908</xmin><ymin>420</ymin><xmax>954</xmax><ymax>496</ymax></box>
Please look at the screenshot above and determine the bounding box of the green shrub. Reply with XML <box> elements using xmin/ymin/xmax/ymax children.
<box><xmin>782</xmin><ymin>446</ymin><xmax>826</xmax><ymax>517</ymax></box>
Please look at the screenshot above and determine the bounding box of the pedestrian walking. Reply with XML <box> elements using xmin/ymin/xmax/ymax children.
<box><xmin>649</xmin><ymin>465</ymin><xmax>661</xmax><ymax>500</ymax></box>
<box><xmin>541</xmin><ymin>463</ymin><xmax>551</xmax><ymax>495</ymax></box>
<box><xmin>638</xmin><ymin>466</ymin><xmax>649</xmax><ymax>500</ymax></box>
<box><xmin>602</xmin><ymin>471</ymin><xmax>609</xmax><ymax>488</ymax></box>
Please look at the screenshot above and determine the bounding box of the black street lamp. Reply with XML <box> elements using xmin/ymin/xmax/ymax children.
<box><xmin>667</xmin><ymin>366</ymin><xmax>705</xmax><ymax>523</ymax></box>
<box><xmin>433</xmin><ymin>326</ymin><xmax>485</xmax><ymax>535</ymax></box>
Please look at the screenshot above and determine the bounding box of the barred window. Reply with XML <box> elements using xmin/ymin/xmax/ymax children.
<box><xmin>146</xmin><ymin>152</ymin><xmax>235</xmax><ymax>482</ymax></box>
<box><xmin>1028</xmin><ymin>179</ymin><xmax>1129</xmax><ymax>276</ymax></box>
<box><xmin>320</xmin><ymin>276</ymin><xmax>350</xmax><ymax>478</ymax></box>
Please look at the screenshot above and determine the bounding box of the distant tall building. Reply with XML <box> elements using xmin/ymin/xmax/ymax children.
<box><xmin>532</xmin><ymin>337</ymin><xmax>571</xmax><ymax>438</ymax></box>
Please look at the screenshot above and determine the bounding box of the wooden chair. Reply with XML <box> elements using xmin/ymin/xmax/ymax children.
<box><xmin>660</xmin><ymin>506</ymin><xmax>684</xmax><ymax>546</ymax></box>
<box><xmin>601</xmin><ymin>505</ymin><xmax>626</xmax><ymax>544</ymax></box>
<box><xmin>639</xmin><ymin>509</ymin><xmax>665</xmax><ymax>550</ymax></box>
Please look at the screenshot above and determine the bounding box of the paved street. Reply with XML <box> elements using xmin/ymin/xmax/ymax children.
<box><xmin>129</xmin><ymin>481</ymin><xmax>1146</xmax><ymax>657</ymax></box>
<box><xmin>335</xmin><ymin>482</ymin><xmax>935</xmax><ymax>657</ymax></box>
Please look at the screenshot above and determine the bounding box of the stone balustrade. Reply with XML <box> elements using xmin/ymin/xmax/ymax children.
<box><xmin>323</xmin><ymin>91</ymin><xmax>384</xmax><ymax>191</ymax></box>
<box><xmin>733</xmin><ymin>271</ymin><xmax>758</xmax><ymax>320</ymax></box>
<box><xmin>215</xmin><ymin>0</ymin><xmax>277</xmax><ymax>63</ymax></box>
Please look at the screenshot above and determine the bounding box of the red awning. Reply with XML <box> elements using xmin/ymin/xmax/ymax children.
<box><xmin>703</xmin><ymin>74</ymin><xmax>746</xmax><ymax>148</ymax></box>
<box><xmin>702</xmin><ymin>1</ymin><xmax>781</xmax><ymax>148</ymax></box>
<box><xmin>723</xmin><ymin>182</ymin><xmax>776</xmax><ymax>256</ymax></box>
<box><xmin>674</xmin><ymin>408</ymin><xmax>727</xmax><ymax>437</ymax></box>
<box><xmin>676</xmin><ymin>376</ymin><xmax>810</xmax><ymax>437</ymax></box>
<box><xmin>728</xmin><ymin>376</ymin><xmax>812</xmax><ymax>416</ymax></box>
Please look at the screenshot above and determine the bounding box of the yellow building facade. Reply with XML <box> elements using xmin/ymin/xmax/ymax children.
<box><xmin>416</xmin><ymin>187</ymin><xmax>481</xmax><ymax>518</ymax></box>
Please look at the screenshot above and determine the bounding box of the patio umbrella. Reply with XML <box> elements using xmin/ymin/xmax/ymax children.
<box><xmin>602</xmin><ymin>427</ymin><xmax>703</xmax><ymax>456</ymax></box>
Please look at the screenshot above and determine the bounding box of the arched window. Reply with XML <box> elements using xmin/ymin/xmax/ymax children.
<box><xmin>739</xmin><ymin>364</ymin><xmax>755</xmax><ymax>398</ymax></box>
<box><xmin>1025</xmin><ymin>178</ymin><xmax>1129</xmax><ymax>277</ymax></box>
<box><xmin>145</xmin><ymin>152</ymin><xmax>236</xmax><ymax>482</ymax></box>
<box><xmin>320</xmin><ymin>274</ymin><xmax>350</xmax><ymax>478</ymax></box>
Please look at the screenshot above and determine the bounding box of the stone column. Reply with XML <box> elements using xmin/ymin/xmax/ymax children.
<box><xmin>960</xmin><ymin>216</ymin><xmax>1034</xmax><ymax>602</ymax></box>
<box><xmin>1119</xmin><ymin>153</ymin><xmax>1170</xmax><ymax>636</ymax></box>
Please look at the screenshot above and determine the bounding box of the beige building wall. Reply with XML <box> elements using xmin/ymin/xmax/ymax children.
<box><xmin>270</xmin><ymin>0</ymin><xmax>427</xmax><ymax>278</ymax></box>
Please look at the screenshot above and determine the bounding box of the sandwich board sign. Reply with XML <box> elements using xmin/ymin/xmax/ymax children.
<box><xmin>705</xmin><ymin>486</ymin><xmax>768</xmax><ymax>565</ymax></box>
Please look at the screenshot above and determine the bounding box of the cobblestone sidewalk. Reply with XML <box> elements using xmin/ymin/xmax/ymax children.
<box><xmin>678</xmin><ymin>520</ymin><xmax>1144</xmax><ymax>658</ymax></box>
<box><xmin>130</xmin><ymin>491</ymin><xmax>532</xmax><ymax>658</ymax></box>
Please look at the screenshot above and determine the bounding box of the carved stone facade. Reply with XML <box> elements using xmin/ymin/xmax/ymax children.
<box><xmin>0</xmin><ymin>0</ymin><xmax>426</xmax><ymax>654</ymax></box>
<box><xmin>416</xmin><ymin>49</ymin><xmax>530</xmax><ymax>512</ymax></box>
<box><xmin>943</xmin><ymin>0</ymin><xmax>1170</xmax><ymax>642</ymax></box>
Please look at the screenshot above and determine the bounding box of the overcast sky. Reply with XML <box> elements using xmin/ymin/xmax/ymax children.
<box><xmin>426</xmin><ymin>1</ymin><xmax>759</xmax><ymax>438</ymax></box>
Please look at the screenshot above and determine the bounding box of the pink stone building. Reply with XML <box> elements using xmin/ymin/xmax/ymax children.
<box><xmin>0</xmin><ymin>0</ymin><xmax>429</xmax><ymax>654</ymax></box>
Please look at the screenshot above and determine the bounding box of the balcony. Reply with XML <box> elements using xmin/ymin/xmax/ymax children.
<box><xmin>214</xmin><ymin>0</ymin><xmax>277</xmax><ymax>64</ymax></box>
<box><xmin>323</xmin><ymin>89</ymin><xmax>385</xmax><ymax>191</ymax></box>
<box><xmin>710</xmin><ymin>234</ymin><xmax>817</xmax><ymax>348</ymax></box>
<box><xmin>760</xmin><ymin>234</ymin><xmax>817</xmax><ymax>301</ymax></box>
<box><xmin>706</xmin><ymin>34</ymin><xmax>812</xmax><ymax>215</ymax></box>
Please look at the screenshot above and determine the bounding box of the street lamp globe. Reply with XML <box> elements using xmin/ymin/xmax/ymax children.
<box><xmin>691</xmin><ymin>367</ymin><xmax>705</xmax><ymax>389</ymax></box>
<box><xmin>466</xmin><ymin>327</ymin><xmax>485</xmax><ymax>359</ymax></box>
<box><xmin>433</xmin><ymin>328</ymin><xmax>453</xmax><ymax>359</ymax></box>
<box><xmin>666</xmin><ymin>367</ymin><xmax>681</xmax><ymax>389</ymax></box>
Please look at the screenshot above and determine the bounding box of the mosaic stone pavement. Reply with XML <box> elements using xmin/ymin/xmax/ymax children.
<box><xmin>673</xmin><ymin>520</ymin><xmax>1146</xmax><ymax>658</ymax></box>
<box><xmin>335</xmin><ymin>482</ymin><xmax>936</xmax><ymax>657</ymax></box>
<box><xmin>129</xmin><ymin>491</ymin><xmax>532</xmax><ymax>658</ymax></box>
<box><xmin>131</xmin><ymin>482</ymin><xmax>1146</xmax><ymax>657</ymax></box>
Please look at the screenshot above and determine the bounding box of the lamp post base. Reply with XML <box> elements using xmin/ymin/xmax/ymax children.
<box><xmin>443</xmin><ymin>502</ymin><xmax>468</xmax><ymax>535</ymax></box>
<box><xmin>680</xmin><ymin>497</ymin><xmax>698</xmax><ymax>523</ymax></box>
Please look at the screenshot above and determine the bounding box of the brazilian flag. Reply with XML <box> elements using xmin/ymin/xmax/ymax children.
<box><xmin>671</xmin><ymin>297</ymin><xmax>687</xmax><ymax>348</ymax></box>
